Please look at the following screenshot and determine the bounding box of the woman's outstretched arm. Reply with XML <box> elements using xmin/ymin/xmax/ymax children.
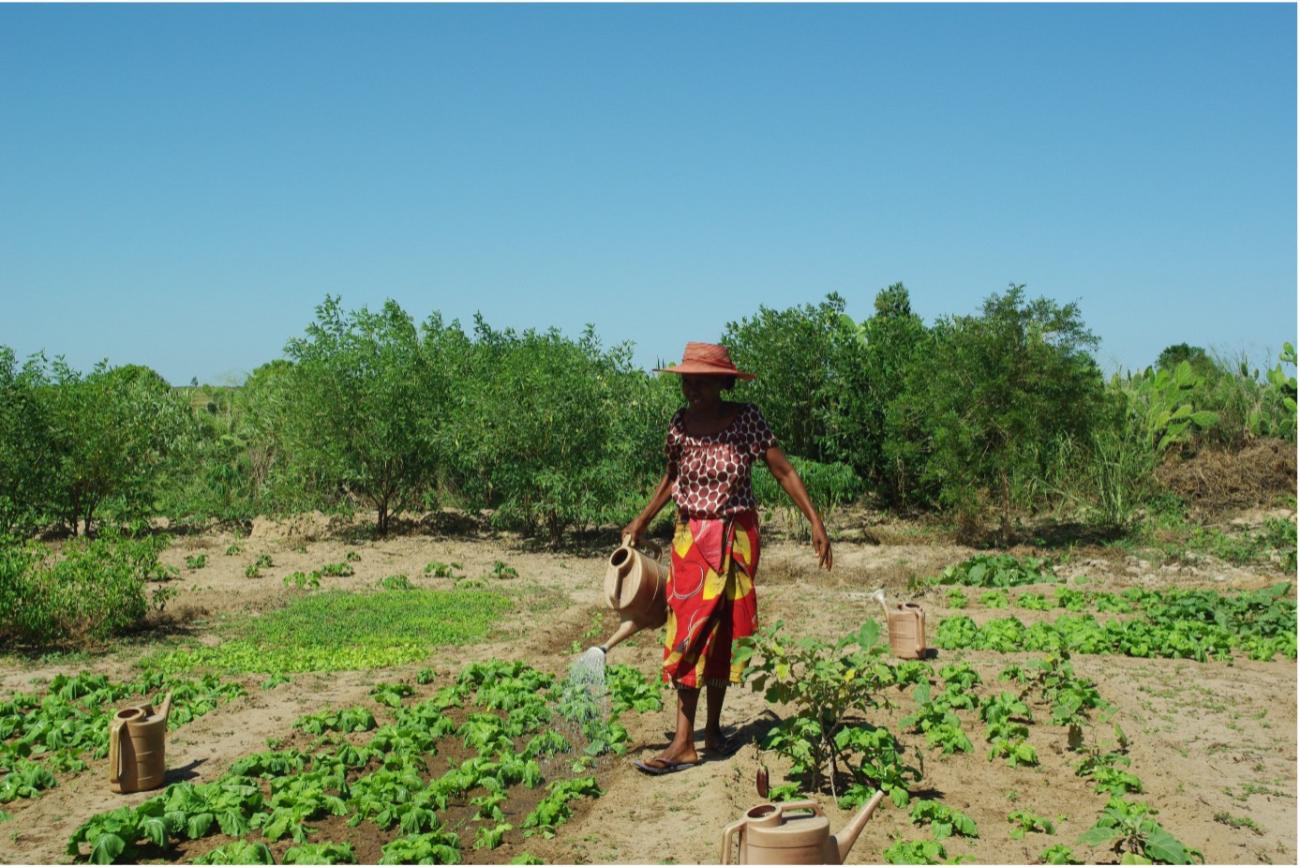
<box><xmin>763</xmin><ymin>446</ymin><xmax>833</xmax><ymax>570</ymax></box>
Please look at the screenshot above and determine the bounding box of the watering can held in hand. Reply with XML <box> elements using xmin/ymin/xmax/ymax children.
<box><xmin>720</xmin><ymin>791</ymin><xmax>887</xmax><ymax>864</ymax></box>
<box><xmin>108</xmin><ymin>692</ymin><xmax>172</xmax><ymax>794</ymax></box>
<box><xmin>598</xmin><ymin>537</ymin><xmax>668</xmax><ymax>654</ymax></box>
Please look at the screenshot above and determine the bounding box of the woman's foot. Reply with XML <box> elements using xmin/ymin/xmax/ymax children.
<box><xmin>704</xmin><ymin>727</ymin><xmax>740</xmax><ymax>756</ymax></box>
<box><xmin>634</xmin><ymin>743</ymin><xmax>701</xmax><ymax>775</ymax></box>
<box><xmin>657</xmin><ymin>742</ymin><xmax>700</xmax><ymax>766</ymax></box>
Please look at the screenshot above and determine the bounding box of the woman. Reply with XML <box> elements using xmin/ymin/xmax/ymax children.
<box><xmin>622</xmin><ymin>342</ymin><xmax>832</xmax><ymax>775</ymax></box>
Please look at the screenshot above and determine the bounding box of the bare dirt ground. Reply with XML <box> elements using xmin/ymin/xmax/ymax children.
<box><xmin>0</xmin><ymin>508</ymin><xmax>1294</xmax><ymax>865</ymax></box>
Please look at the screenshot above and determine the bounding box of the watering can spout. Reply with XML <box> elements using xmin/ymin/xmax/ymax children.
<box><xmin>152</xmin><ymin>692</ymin><xmax>173</xmax><ymax>725</ymax></box>
<box><xmin>868</xmin><ymin>588</ymin><xmax>890</xmax><ymax>619</ymax></box>
<box><xmin>598</xmin><ymin>619</ymin><xmax>645</xmax><ymax>654</ymax></box>
<box><xmin>831</xmin><ymin>789</ymin><xmax>886</xmax><ymax>863</ymax></box>
<box><xmin>157</xmin><ymin>691</ymin><xmax>172</xmax><ymax>727</ymax></box>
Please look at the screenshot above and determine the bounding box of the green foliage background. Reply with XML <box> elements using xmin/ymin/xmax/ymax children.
<box><xmin>1</xmin><ymin>286</ymin><xmax>1295</xmax><ymax>544</ymax></box>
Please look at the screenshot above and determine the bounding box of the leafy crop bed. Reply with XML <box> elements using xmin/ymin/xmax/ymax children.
<box><xmin>65</xmin><ymin>660</ymin><xmax>662</xmax><ymax>864</ymax></box>
<box><xmin>0</xmin><ymin>671</ymin><xmax>244</xmax><ymax>808</ymax></box>
<box><xmin>935</xmin><ymin>583</ymin><xmax>1296</xmax><ymax>662</ymax></box>
<box><xmin>740</xmin><ymin>615</ymin><xmax>1213</xmax><ymax>865</ymax></box>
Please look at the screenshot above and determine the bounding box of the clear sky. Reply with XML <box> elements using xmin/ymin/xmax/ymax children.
<box><xmin>2</xmin><ymin>3</ymin><xmax>1295</xmax><ymax>384</ymax></box>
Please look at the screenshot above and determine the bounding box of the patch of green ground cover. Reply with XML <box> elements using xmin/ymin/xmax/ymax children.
<box><xmin>1120</xmin><ymin>502</ymin><xmax>1297</xmax><ymax>573</ymax></box>
<box><xmin>144</xmin><ymin>589</ymin><xmax>512</xmax><ymax>674</ymax></box>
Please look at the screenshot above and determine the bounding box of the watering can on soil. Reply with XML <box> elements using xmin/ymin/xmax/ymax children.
<box><xmin>108</xmin><ymin>692</ymin><xmax>172</xmax><ymax>794</ymax></box>
<box><xmin>597</xmin><ymin>537</ymin><xmax>668</xmax><ymax>654</ymax></box>
<box><xmin>720</xmin><ymin>790</ymin><xmax>888</xmax><ymax>864</ymax></box>
<box><xmin>870</xmin><ymin>589</ymin><xmax>927</xmax><ymax>660</ymax></box>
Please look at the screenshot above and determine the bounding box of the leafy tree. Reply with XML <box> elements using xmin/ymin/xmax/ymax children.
<box><xmin>30</xmin><ymin>357</ymin><xmax>189</xmax><ymax>535</ymax></box>
<box><xmin>895</xmin><ymin>285</ymin><xmax>1104</xmax><ymax>539</ymax></box>
<box><xmin>158</xmin><ymin>362</ymin><xmax>300</xmax><ymax>526</ymax></box>
<box><xmin>282</xmin><ymin>297</ymin><xmax>446</xmax><ymax>535</ymax></box>
<box><xmin>722</xmin><ymin>293</ymin><xmax>862</xmax><ymax>462</ymax></box>
<box><xmin>238</xmin><ymin>358</ymin><xmax>324</xmax><ymax>517</ymax></box>
<box><xmin>1156</xmin><ymin>343</ymin><xmax>1214</xmax><ymax>376</ymax></box>
<box><xmin>850</xmin><ymin>284</ymin><xmax>931</xmax><ymax>504</ymax></box>
<box><xmin>0</xmin><ymin>347</ymin><xmax>55</xmax><ymax>534</ymax></box>
<box><xmin>442</xmin><ymin>318</ymin><xmax>648</xmax><ymax>542</ymax></box>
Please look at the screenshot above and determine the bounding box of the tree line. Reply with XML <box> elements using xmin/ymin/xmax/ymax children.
<box><xmin>2</xmin><ymin>286</ymin><xmax>1294</xmax><ymax>543</ymax></box>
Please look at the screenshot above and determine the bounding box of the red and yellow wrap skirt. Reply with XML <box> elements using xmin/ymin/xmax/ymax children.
<box><xmin>662</xmin><ymin>510</ymin><xmax>760</xmax><ymax>689</ymax></box>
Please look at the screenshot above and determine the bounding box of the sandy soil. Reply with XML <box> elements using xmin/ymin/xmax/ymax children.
<box><xmin>0</xmin><ymin>513</ymin><xmax>1293</xmax><ymax>865</ymax></box>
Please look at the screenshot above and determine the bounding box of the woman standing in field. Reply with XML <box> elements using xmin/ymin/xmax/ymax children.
<box><xmin>623</xmin><ymin>342</ymin><xmax>832</xmax><ymax>775</ymax></box>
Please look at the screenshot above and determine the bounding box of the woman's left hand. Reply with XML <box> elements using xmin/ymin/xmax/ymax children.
<box><xmin>812</xmin><ymin>521</ymin><xmax>832</xmax><ymax>570</ymax></box>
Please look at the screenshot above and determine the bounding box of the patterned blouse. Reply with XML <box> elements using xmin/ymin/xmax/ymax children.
<box><xmin>664</xmin><ymin>403</ymin><xmax>777</xmax><ymax>518</ymax></box>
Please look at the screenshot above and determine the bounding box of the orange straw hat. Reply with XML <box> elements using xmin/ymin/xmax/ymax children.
<box><xmin>654</xmin><ymin>342</ymin><xmax>756</xmax><ymax>381</ymax></box>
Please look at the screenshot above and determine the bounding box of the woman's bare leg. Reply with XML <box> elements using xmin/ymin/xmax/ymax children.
<box><xmin>704</xmin><ymin>684</ymin><xmax>727</xmax><ymax>749</ymax></box>
<box><xmin>654</xmin><ymin>686</ymin><xmax>701</xmax><ymax>765</ymax></box>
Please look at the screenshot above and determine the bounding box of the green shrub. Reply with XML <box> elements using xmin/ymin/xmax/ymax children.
<box><xmin>753</xmin><ymin>456</ymin><xmax>864</xmax><ymax>517</ymax></box>
<box><xmin>892</xmin><ymin>286</ymin><xmax>1104</xmax><ymax>538</ymax></box>
<box><xmin>379</xmin><ymin>574</ymin><xmax>413</xmax><ymax>591</ymax></box>
<box><xmin>441</xmin><ymin>319</ymin><xmax>668</xmax><ymax>542</ymax></box>
<box><xmin>0</xmin><ymin>532</ymin><xmax>161</xmax><ymax>647</ymax></box>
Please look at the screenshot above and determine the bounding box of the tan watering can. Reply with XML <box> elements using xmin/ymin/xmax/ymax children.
<box><xmin>108</xmin><ymin>692</ymin><xmax>172</xmax><ymax>794</ymax></box>
<box><xmin>869</xmin><ymin>590</ymin><xmax>927</xmax><ymax>660</ymax></box>
<box><xmin>887</xmin><ymin>604</ymin><xmax>927</xmax><ymax>660</ymax></box>
<box><xmin>720</xmin><ymin>791</ymin><xmax>887</xmax><ymax>864</ymax></box>
<box><xmin>597</xmin><ymin>537</ymin><xmax>668</xmax><ymax>654</ymax></box>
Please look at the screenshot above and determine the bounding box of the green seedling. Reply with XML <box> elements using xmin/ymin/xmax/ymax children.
<box><xmin>882</xmin><ymin>838</ymin><xmax>965</xmax><ymax>865</ymax></box>
<box><xmin>909</xmin><ymin>800</ymin><xmax>979</xmax><ymax>838</ymax></box>
<box><xmin>1078</xmin><ymin>797</ymin><xmax>1203</xmax><ymax>864</ymax></box>
<box><xmin>195</xmin><ymin>841</ymin><xmax>275</xmax><ymax>864</ymax></box>
<box><xmin>370</xmin><ymin>682</ymin><xmax>414</xmax><ymax>708</ymax></box>
<box><xmin>981</xmin><ymin>589</ymin><xmax>1011</xmax><ymax>609</ymax></box>
<box><xmin>475</xmin><ymin>822</ymin><xmax>513</xmax><ymax>850</ymax></box>
<box><xmin>283</xmin><ymin>571</ymin><xmax>322</xmax><ymax>590</ymax></box>
<box><xmin>283</xmin><ymin>842</ymin><xmax>358</xmax><ymax>864</ymax></box>
<box><xmin>259</xmin><ymin>674</ymin><xmax>293</xmax><ymax>693</ymax></box>
<box><xmin>1213</xmin><ymin>812</ymin><xmax>1263</xmax><ymax>835</ymax></box>
<box><xmin>150</xmin><ymin>586</ymin><xmax>178</xmax><ymax>611</ymax></box>
<box><xmin>489</xmin><ymin>561</ymin><xmax>519</xmax><ymax>580</ymax></box>
<box><xmin>1007</xmin><ymin>810</ymin><xmax>1054</xmax><ymax>840</ymax></box>
<box><xmin>1039</xmin><ymin>843</ymin><xmax>1078</xmax><ymax>864</ymax></box>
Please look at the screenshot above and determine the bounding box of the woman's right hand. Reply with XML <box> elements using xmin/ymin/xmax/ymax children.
<box><xmin>621</xmin><ymin>518</ymin><xmax>645</xmax><ymax>547</ymax></box>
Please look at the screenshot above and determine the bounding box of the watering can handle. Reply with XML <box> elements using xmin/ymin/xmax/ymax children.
<box><xmin>108</xmin><ymin>718</ymin><xmax>124</xmax><ymax>786</ymax></box>
<box><xmin>621</xmin><ymin>535</ymin><xmax>663</xmax><ymax>561</ymax></box>
<box><xmin>775</xmin><ymin>799</ymin><xmax>824</xmax><ymax>817</ymax></box>
<box><xmin>720</xmin><ymin>817</ymin><xmax>746</xmax><ymax>864</ymax></box>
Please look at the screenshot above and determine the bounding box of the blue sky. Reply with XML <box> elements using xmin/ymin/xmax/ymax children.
<box><xmin>2</xmin><ymin>3</ymin><xmax>1295</xmax><ymax>384</ymax></box>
